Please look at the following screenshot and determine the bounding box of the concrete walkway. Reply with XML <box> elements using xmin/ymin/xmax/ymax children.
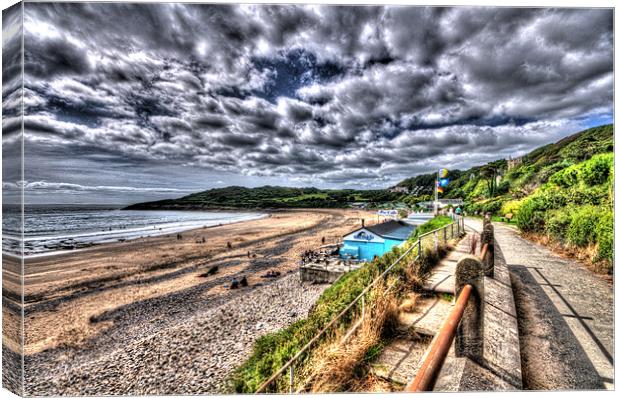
<box><xmin>465</xmin><ymin>218</ymin><xmax>614</xmax><ymax>390</ymax></box>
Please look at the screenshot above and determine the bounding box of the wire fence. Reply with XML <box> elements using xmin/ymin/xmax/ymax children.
<box><xmin>255</xmin><ymin>216</ymin><xmax>465</xmax><ymax>393</ymax></box>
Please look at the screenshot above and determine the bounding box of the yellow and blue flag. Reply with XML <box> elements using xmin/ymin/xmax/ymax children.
<box><xmin>439</xmin><ymin>168</ymin><xmax>449</xmax><ymax>178</ymax></box>
<box><xmin>439</xmin><ymin>178</ymin><xmax>450</xmax><ymax>187</ymax></box>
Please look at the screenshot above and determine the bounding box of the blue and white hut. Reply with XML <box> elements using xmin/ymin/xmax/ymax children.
<box><xmin>339</xmin><ymin>220</ymin><xmax>415</xmax><ymax>261</ymax></box>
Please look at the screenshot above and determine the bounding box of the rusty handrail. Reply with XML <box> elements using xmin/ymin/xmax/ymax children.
<box><xmin>405</xmin><ymin>284</ymin><xmax>473</xmax><ymax>392</ymax></box>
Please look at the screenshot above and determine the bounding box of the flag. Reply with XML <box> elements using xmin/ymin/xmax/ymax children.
<box><xmin>439</xmin><ymin>178</ymin><xmax>450</xmax><ymax>187</ymax></box>
<box><xmin>437</xmin><ymin>186</ymin><xmax>444</xmax><ymax>194</ymax></box>
<box><xmin>439</xmin><ymin>168</ymin><xmax>448</xmax><ymax>178</ymax></box>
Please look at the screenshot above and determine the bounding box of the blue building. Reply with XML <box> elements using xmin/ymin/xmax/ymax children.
<box><xmin>339</xmin><ymin>220</ymin><xmax>416</xmax><ymax>261</ymax></box>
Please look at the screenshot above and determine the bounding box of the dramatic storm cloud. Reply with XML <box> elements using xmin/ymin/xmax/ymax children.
<box><xmin>7</xmin><ymin>3</ymin><xmax>613</xmax><ymax>203</ymax></box>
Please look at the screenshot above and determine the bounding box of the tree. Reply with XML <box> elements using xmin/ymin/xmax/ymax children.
<box><xmin>479</xmin><ymin>161</ymin><xmax>505</xmax><ymax>198</ymax></box>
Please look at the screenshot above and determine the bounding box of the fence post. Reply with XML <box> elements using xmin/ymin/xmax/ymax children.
<box><xmin>433</xmin><ymin>231</ymin><xmax>438</xmax><ymax>252</ymax></box>
<box><xmin>361</xmin><ymin>295</ymin><xmax>365</xmax><ymax>320</ymax></box>
<box><xmin>443</xmin><ymin>226</ymin><xmax>447</xmax><ymax>242</ymax></box>
<box><xmin>454</xmin><ymin>255</ymin><xmax>484</xmax><ymax>362</ymax></box>
<box><xmin>481</xmin><ymin>222</ymin><xmax>495</xmax><ymax>277</ymax></box>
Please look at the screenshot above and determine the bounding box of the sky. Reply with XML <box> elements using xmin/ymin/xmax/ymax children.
<box><xmin>1</xmin><ymin>3</ymin><xmax>614</xmax><ymax>204</ymax></box>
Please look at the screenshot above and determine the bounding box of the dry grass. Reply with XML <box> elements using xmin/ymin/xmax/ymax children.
<box><xmin>351</xmin><ymin>373</ymin><xmax>396</xmax><ymax>392</ymax></box>
<box><xmin>398</xmin><ymin>292</ymin><xmax>419</xmax><ymax>313</ymax></box>
<box><xmin>304</xmin><ymin>278</ymin><xmax>399</xmax><ymax>392</ymax></box>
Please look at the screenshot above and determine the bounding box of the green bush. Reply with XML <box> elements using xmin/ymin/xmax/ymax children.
<box><xmin>566</xmin><ymin>205</ymin><xmax>599</xmax><ymax>247</ymax></box>
<box><xmin>580</xmin><ymin>153</ymin><xmax>613</xmax><ymax>186</ymax></box>
<box><xmin>515</xmin><ymin>196</ymin><xmax>545</xmax><ymax>232</ymax></box>
<box><xmin>595</xmin><ymin>209</ymin><xmax>613</xmax><ymax>263</ymax></box>
<box><xmin>409</xmin><ymin>215</ymin><xmax>453</xmax><ymax>240</ymax></box>
<box><xmin>549</xmin><ymin>164</ymin><xmax>580</xmax><ymax>188</ymax></box>
<box><xmin>544</xmin><ymin>208</ymin><xmax>572</xmax><ymax>243</ymax></box>
<box><xmin>500</xmin><ymin>198</ymin><xmax>525</xmax><ymax>217</ymax></box>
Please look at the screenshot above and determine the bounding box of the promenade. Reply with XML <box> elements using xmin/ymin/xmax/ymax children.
<box><xmin>465</xmin><ymin>218</ymin><xmax>614</xmax><ymax>390</ymax></box>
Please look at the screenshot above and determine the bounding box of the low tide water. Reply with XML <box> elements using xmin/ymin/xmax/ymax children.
<box><xmin>2</xmin><ymin>204</ymin><xmax>266</xmax><ymax>257</ymax></box>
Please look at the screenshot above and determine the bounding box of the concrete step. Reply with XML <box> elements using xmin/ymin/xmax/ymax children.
<box><xmin>370</xmin><ymin>335</ymin><xmax>433</xmax><ymax>387</ymax></box>
<box><xmin>421</xmin><ymin>235</ymin><xmax>471</xmax><ymax>293</ymax></box>
<box><xmin>399</xmin><ymin>294</ymin><xmax>454</xmax><ymax>336</ymax></box>
<box><xmin>370</xmin><ymin>294</ymin><xmax>453</xmax><ymax>387</ymax></box>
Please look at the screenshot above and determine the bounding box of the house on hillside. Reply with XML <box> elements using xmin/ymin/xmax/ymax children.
<box><xmin>388</xmin><ymin>186</ymin><xmax>410</xmax><ymax>194</ymax></box>
<box><xmin>507</xmin><ymin>155</ymin><xmax>523</xmax><ymax>170</ymax></box>
<box><xmin>339</xmin><ymin>219</ymin><xmax>415</xmax><ymax>261</ymax></box>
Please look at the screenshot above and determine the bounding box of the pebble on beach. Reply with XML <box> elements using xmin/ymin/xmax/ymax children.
<box><xmin>26</xmin><ymin>273</ymin><xmax>328</xmax><ymax>395</ymax></box>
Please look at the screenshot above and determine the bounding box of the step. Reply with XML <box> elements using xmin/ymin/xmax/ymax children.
<box><xmin>421</xmin><ymin>235</ymin><xmax>471</xmax><ymax>293</ymax></box>
<box><xmin>399</xmin><ymin>294</ymin><xmax>454</xmax><ymax>336</ymax></box>
<box><xmin>370</xmin><ymin>335</ymin><xmax>433</xmax><ymax>386</ymax></box>
<box><xmin>370</xmin><ymin>294</ymin><xmax>453</xmax><ymax>387</ymax></box>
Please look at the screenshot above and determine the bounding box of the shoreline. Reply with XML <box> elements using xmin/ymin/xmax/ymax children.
<box><xmin>9</xmin><ymin>210</ymin><xmax>271</xmax><ymax>261</ymax></box>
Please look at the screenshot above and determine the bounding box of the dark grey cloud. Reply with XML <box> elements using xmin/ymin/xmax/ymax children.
<box><xmin>10</xmin><ymin>3</ymin><xmax>613</xmax><ymax>202</ymax></box>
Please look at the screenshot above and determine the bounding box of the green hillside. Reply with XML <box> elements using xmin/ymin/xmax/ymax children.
<box><xmin>125</xmin><ymin>185</ymin><xmax>402</xmax><ymax>210</ymax></box>
<box><xmin>395</xmin><ymin>124</ymin><xmax>614</xmax><ymax>269</ymax></box>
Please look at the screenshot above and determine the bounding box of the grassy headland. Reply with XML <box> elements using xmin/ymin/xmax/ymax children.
<box><xmin>125</xmin><ymin>186</ymin><xmax>402</xmax><ymax>210</ymax></box>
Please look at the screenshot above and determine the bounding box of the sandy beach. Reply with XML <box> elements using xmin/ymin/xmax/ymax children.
<box><xmin>3</xmin><ymin>208</ymin><xmax>376</xmax><ymax>394</ymax></box>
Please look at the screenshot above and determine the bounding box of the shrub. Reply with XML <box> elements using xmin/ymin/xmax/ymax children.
<box><xmin>515</xmin><ymin>196</ymin><xmax>545</xmax><ymax>232</ymax></box>
<box><xmin>496</xmin><ymin>180</ymin><xmax>510</xmax><ymax>195</ymax></box>
<box><xmin>501</xmin><ymin>198</ymin><xmax>525</xmax><ymax>217</ymax></box>
<box><xmin>544</xmin><ymin>208</ymin><xmax>572</xmax><ymax>243</ymax></box>
<box><xmin>595</xmin><ymin>209</ymin><xmax>613</xmax><ymax>264</ymax></box>
<box><xmin>549</xmin><ymin>164</ymin><xmax>580</xmax><ymax>188</ymax></box>
<box><xmin>566</xmin><ymin>205</ymin><xmax>599</xmax><ymax>247</ymax></box>
<box><xmin>580</xmin><ymin>153</ymin><xmax>613</xmax><ymax>186</ymax></box>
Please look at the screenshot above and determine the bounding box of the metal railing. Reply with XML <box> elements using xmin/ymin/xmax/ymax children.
<box><xmin>255</xmin><ymin>217</ymin><xmax>465</xmax><ymax>393</ymax></box>
<box><xmin>405</xmin><ymin>284</ymin><xmax>473</xmax><ymax>392</ymax></box>
<box><xmin>406</xmin><ymin>219</ymin><xmax>492</xmax><ymax>392</ymax></box>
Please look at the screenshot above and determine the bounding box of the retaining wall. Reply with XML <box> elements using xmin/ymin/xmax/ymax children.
<box><xmin>434</xmin><ymin>235</ymin><xmax>523</xmax><ymax>391</ymax></box>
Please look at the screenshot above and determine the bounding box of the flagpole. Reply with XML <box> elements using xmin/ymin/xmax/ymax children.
<box><xmin>434</xmin><ymin>170</ymin><xmax>439</xmax><ymax>216</ymax></box>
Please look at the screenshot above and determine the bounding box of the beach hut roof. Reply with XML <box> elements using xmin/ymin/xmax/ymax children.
<box><xmin>346</xmin><ymin>220</ymin><xmax>415</xmax><ymax>241</ymax></box>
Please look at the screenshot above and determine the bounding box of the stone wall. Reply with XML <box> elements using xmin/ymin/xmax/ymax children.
<box><xmin>300</xmin><ymin>266</ymin><xmax>344</xmax><ymax>284</ymax></box>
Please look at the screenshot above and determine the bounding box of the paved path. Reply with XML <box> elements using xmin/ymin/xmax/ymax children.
<box><xmin>465</xmin><ymin>218</ymin><xmax>614</xmax><ymax>390</ymax></box>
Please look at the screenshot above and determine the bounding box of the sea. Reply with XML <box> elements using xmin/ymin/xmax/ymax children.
<box><xmin>2</xmin><ymin>204</ymin><xmax>266</xmax><ymax>257</ymax></box>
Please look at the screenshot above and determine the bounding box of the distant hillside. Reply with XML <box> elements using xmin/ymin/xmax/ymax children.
<box><xmin>124</xmin><ymin>185</ymin><xmax>402</xmax><ymax>210</ymax></box>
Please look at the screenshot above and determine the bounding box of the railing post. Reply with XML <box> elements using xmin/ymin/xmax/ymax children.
<box><xmin>454</xmin><ymin>255</ymin><xmax>484</xmax><ymax>362</ymax></box>
<box><xmin>443</xmin><ymin>226</ymin><xmax>447</xmax><ymax>242</ymax></box>
<box><xmin>361</xmin><ymin>295</ymin><xmax>365</xmax><ymax>320</ymax></box>
<box><xmin>480</xmin><ymin>222</ymin><xmax>495</xmax><ymax>277</ymax></box>
<box><xmin>433</xmin><ymin>231</ymin><xmax>438</xmax><ymax>252</ymax></box>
